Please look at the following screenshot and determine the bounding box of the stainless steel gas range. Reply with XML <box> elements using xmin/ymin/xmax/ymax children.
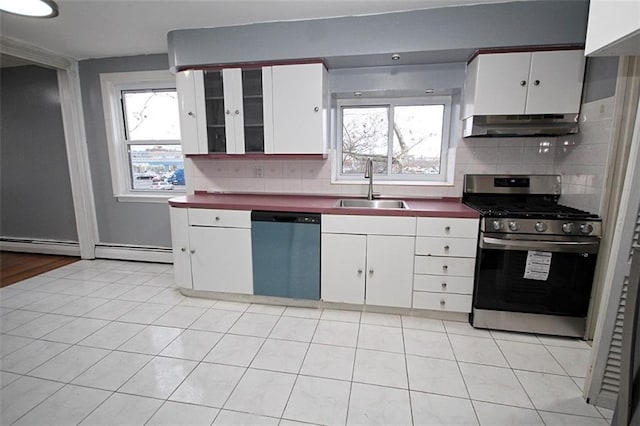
<box><xmin>463</xmin><ymin>174</ymin><xmax>602</xmax><ymax>337</ymax></box>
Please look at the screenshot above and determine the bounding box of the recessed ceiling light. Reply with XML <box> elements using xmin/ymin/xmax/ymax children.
<box><xmin>0</xmin><ymin>0</ymin><xmax>59</xmax><ymax>18</ymax></box>
<box><xmin>391</xmin><ymin>54</ymin><xmax>400</xmax><ymax>61</ymax></box>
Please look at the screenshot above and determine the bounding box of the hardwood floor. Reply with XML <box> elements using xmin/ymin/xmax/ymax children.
<box><xmin>0</xmin><ymin>251</ymin><xmax>79</xmax><ymax>288</ymax></box>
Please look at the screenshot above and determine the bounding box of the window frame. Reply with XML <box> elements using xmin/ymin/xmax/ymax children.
<box><xmin>100</xmin><ymin>70</ymin><xmax>184</xmax><ymax>202</ymax></box>
<box><xmin>336</xmin><ymin>95</ymin><xmax>452</xmax><ymax>184</ymax></box>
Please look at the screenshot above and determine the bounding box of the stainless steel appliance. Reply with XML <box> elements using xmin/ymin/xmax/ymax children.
<box><xmin>462</xmin><ymin>114</ymin><xmax>579</xmax><ymax>137</ymax></box>
<box><xmin>251</xmin><ymin>211</ymin><xmax>321</xmax><ymax>300</ymax></box>
<box><xmin>463</xmin><ymin>174</ymin><xmax>602</xmax><ymax>337</ymax></box>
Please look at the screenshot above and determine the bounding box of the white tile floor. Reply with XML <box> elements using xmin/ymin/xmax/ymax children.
<box><xmin>0</xmin><ymin>259</ymin><xmax>613</xmax><ymax>425</ymax></box>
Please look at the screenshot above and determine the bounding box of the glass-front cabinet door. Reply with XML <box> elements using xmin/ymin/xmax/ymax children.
<box><xmin>203</xmin><ymin>70</ymin><xmax>226</xmax><ymax>153</ymax></box>
<box><xmin>202</xmin><ymin>68</ymin><xmax>267</xmax><ymax>154</ymax></box>
<box><xmin>241</xmin><ymin>69</ymin><xmax>265</xmax><ymax>153</ymax></box>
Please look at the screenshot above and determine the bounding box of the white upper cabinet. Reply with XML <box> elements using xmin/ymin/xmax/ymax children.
<box><xmin>269</xmin><ymin>63</ymin><xmax>328</xmax><ymax>154</ymax></box>
<box><xmin>176</xmin><ymin>62</ymin><xmax>327</xmax><ymax>155</ymax></box>
<box><xmin>176</xmin><ymin>67</ymin><xmax>270</xmax><ymax>154</ymax></box>
<box><xmin>176</xmin><ymin>70</ymin><xmax>207</xmax><ymax>155</ymax></box>
<box><xmin>463</xmin><ymin>49</ymin><xmax>586</xmax><ymax>118</ymax></box>
<box><xmin>585</xmin><ymin>0</ymin><xmax>640</xmax><ymax>56</ymax></box>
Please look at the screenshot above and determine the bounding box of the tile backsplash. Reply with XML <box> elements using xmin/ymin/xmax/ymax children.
<box><xmin>187</xmin><ymin>96</ymin><xmax>614</xmax><ymax>214</ymax></box>
<box><xmin>555</xmin><ymin>97</ymin><xmax>615</xmax><ymax>215</ymax></box>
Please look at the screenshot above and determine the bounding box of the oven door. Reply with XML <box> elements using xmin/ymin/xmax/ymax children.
<box><xmin>473</xmin><ymin>232</ymin><xmax>600</xmax><ymax>317</ymax></box>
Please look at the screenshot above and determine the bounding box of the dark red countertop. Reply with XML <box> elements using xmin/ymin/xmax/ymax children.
<box><xmin>168</xmin><ymin>193</ymin><xmax>479</xmax><ymax>218</ymax></box>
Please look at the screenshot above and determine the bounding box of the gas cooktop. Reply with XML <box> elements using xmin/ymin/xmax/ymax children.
<box><xmin>463</xmin><ymin>174</ymin><xmax>602</xmax><ymax>237</ymax></box>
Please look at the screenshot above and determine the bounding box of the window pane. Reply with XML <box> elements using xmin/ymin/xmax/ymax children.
<box><xmin>392</xmin><ymin>105</ymin><xmax>444</xmax><ymax>175</ymax></box>
<box><xmin>342</xmin><ymin>106</ymin><xmax>389</xmax><ymax>174</ymax></box>
<box><xmin>129</xmin><ymin>144</ymin><xmax>185</xmax><ymax>191</ymax></box>
<box><xmin>123</xmin><ymin>90</ymin><xmax>180</xmax><ymax>140</ymax></box>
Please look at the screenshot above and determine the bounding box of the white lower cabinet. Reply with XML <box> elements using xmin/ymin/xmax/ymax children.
<box><xmin>413</xmin><ymin>217</ymin><xmax>479</xmax><ymax>313</ymax></box>
<box><xmin>321</xmin><ymin>233</ymin><xmax>366</xmax><ymax>304</ymax></box>
<box><xmin>170</xmin><ymin>207</ymin><xmax>479</xmax><ymax>314</ymax></box>
<box><xmin>170</xmin><ymin>207</ymin><xmax>193</xmax><ymax>289</ymax></box>
<box><xmin>169</xmin><ymin>207</ymin><xmax>253</xmax><ymax>294</ymax></box>
<box><xmin>321</xmin><ymin>215</ymin><xmax>415</xmax><ymax>308</ymax></box>
<box><xmin>188</xmin><ymin>226</ymin><xmax>253</xmax><ymax>294</ymax></box>
<box><xmin>365</xmin><ymin>235</ymin><xmax>414</xmax><ymax>308</ymax></box>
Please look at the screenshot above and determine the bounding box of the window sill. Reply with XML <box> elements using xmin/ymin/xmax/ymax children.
<box><xmin>115</xmin><ymin>193</ymin><xmax>184</xmax><ymax>203</ymax></box>
<box><xmin>332</xmin><ymin>178</ymin><xmax>454</xmax><ymax>187</ymax></box>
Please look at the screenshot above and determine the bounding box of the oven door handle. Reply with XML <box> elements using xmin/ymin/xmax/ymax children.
<box><xmin>481</xmin><ymin>236</ymin><xmax>600</xmax><ymax>253</ymax></box>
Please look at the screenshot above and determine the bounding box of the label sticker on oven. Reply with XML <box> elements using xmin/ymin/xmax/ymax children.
<box><xmin>524</xmin><ymin>251</ymin><xmax>552</xmax><ymax>281</ymax></box>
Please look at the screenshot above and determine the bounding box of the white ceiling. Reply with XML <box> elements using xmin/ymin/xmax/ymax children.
<box><xmin>0</xmin><ymin>0</ymin><xmax>531</xmax><ymax>60</ymax></box>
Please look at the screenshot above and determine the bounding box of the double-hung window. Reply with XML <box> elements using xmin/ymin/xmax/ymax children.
<box><xmin>337</xmin><ymin>96</ymin><xmax>452</xmax><ymax>183</ymax></box>
<box><xmin>101</xmin><ymin>70</ymin><xmax>184</xmax><ymax>201</ymax></box>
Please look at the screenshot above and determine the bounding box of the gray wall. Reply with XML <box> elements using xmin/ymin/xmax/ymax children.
<box><xmin>0</xmin><ymin>65</ymin><xmax>78</xmax><ymax>241</ymax></box>
<box><xmin>583</xmin><ymin>57</ymin><xmax>619</xmax><ymax>103</ymax></box>
<box><xmin>168</xmin><ymin>0</ymin><xmax>589</xmax><ymax>71</ymax></box>
<box><xmin>79</xmin><ymin>54</ymin><xmax>172</xmax><ymax>247</ymax></box>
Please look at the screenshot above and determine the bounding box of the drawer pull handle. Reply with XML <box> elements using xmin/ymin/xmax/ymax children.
<box><xmin>442</xmin><ymin>282</ymin><xmax>447</xmax><ymax>289</ymax></box>
<box><xmin>444</xmin><ymin>226</ymin><xmax>451</xmax><ymax>232</ymax></box>
<box><xmin>440</xmin><ymin>299</ymin><xmax>446</xmax><ymax>306</ymax></box>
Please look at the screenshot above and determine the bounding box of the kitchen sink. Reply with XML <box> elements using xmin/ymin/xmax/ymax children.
<box><xmin>336</xmin><ymin>199</ymin><xmax>408</xmax><ymax>209</ymax></box>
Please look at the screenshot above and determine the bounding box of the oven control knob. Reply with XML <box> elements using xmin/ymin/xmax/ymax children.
<box><xmin>492</xmin><ymin>220</ymin><xmax>503</xmax><ymax>231</ymax></box>
<box><xmin>508</xmin><ymin>221</ymin><xmax>520</xmax><ymax>231</ymax></box>
<box><xmin>562</xmin><ymin>222</ymin><xmax>575</xmax><ymax>233</ymax></box>
<box><xmin>535</xmin><ymin>222</ymin><xmax>547</xmax><ymax>232</ymax></box>
<box><xmin>580</xmin><ymin>223</ymin><xmax>594</xmax><ymax>235</ymax></box>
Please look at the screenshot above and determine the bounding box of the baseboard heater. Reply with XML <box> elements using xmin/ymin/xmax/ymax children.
<box><xmin>0</xmin><ymin>237</ymin><xmax>80</xmax><ymax>256</ymax></box>
<box><xmin>94</xmin><ymin>243</ymin><xmax>173</xmax><ymax>264</ymax></box>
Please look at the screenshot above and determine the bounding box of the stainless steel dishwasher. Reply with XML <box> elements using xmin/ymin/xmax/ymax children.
<box><xmin>251</xmin><ymin>211</ymin><xmax>321</xmax><ymax>300</ymax></box>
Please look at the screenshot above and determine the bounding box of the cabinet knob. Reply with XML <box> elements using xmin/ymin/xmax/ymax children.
<box><xmin>442</xmin><ymin>265</ymin><xmax>448</xmax><ymax>270</ymax></box>
<box><xmin>357</xmin><ymin>268</ymin><xmax>363</xmax><ymax>274</ymax></box>
<box><xmin>235</xmin><ymin>110</ymin><xmax>240</xmax><ymax>115</ymax></box>
<box><xmin>215</xmin><ymin>216</ymin><xmax>220</xmax><ymax>221</ymax></box>
<box><xmin>180</xmin><ymin>247</ymin><xmax>186</xmax><ymax>252</ymax></box>
<box><xmin>187</xmin><ymin>111</ymin><xmax>194</xmax><ymax>117</ymax></box>
<box><xmin>444</xmin><ymin>245</ymin><xmax>450</xmax><ymax>251</ymax></box>
<box><xmin>226</xmin><ymin>109</ymin><xmax>231</xmax><ymax>115</ymax></box>
<box><xmin>190</xmin><ymin>249</ymin><xmax>196</xmax><ymax>254</ymax></box>
<box><xmin>442</xmin><ymin>282</ymin><xmax>447</xmax><ymax>289</ymax></box>
<box><xmin>369</xmin><ymin>269</ymin><xmax>374</xmax><ymax>274</ymax></box>
<box><xmin>314</xmin><ymin>106</ymin><xmax>319</xmax><ymax>112</ymax></box>
<box><xmin>444</xmin><ymin>226</ymin><xmax>451</xmax><ymax>232</ymax></box>
<box><xmin>440</xmin><ymin>299</ymin><xmax>446</xmax><ymax>306</ymax></box>
<box><xmin>533</xmin><ymin>80</ymin><xmax>541</xmax><ymax>86</ymax></box>
<box><xmin>520</xmin><ymin>80</ymin><xmax>526</xmax><ymax>87</ymax></box>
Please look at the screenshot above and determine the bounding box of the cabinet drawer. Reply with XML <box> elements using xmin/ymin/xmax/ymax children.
<box><xmin>188</xmin><ymin>209</ymin><xmax>251</xmax><ymax>228</ymax></box>
<box><xmin>415</xmin><ymin>237</ymin><xmax>477</xmax><ymax>258</ymax></box>
<box><xmin>413</xmin><ymin>274</ymin><xmax>473</xmax><ymax>294</ymax></box>
<box><xmin>322</xmin><ymin>214</ymin><xmax>416</xmax><ymax>236</ymax></box>
<box><xmin>416</xmin><ymin>217</ymin><xmax>479</xmax><ymax>238</ymax></box>
<box><xmin>414</xmin><ymin>256</ymin><xmax>475</xmax><ymax>277</ymax></box>
<box><xmin>413</xmin><ymin>292</ymin><xmax>472</xmax><ymax>313</ymax></box>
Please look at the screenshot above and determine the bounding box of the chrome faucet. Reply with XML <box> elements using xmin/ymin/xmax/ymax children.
<box><xmin>364</xmin><ymin>158</ymin><xmax>379</xmax><ymax>200</ymax></box>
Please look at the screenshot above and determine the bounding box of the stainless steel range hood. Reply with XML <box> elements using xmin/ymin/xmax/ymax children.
<box><xmin>462</xmin><ymin>114</ymin><xmax>579</xmax><ymax>138</ymax></box>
